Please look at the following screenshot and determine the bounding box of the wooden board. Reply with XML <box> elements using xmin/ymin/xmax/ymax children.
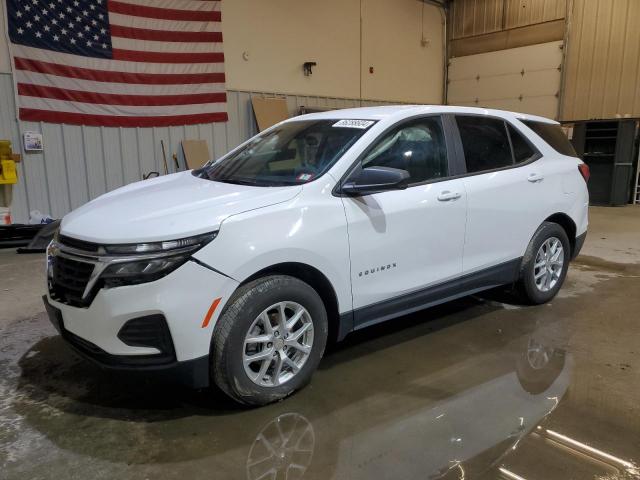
<box><xmin>251</xmin><ymin>97</ymin><xmax>289</xmax><ymax>132</ymax></box>
<box><xmin>182</xmin><ymin>140</ymin><xmax>211</xmax><ymax>170</ymax></box>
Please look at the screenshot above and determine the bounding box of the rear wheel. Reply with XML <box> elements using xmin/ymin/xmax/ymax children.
<box><xmin>516</xmin><ymin>222</ymin><xmax>570</xmax><ymax>305</ymax></box>
<box><xmin>211</xmin><ymin>275</ymin><xmax>328</xmax><ymax>406</ymax></box>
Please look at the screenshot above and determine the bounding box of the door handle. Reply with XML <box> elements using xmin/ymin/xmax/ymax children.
<box><xmin>528</xmin><ymin>173</ymin><xmax>544</xmax><ymax>183</ymax></box>
<box><xmin>437</xmin><ymin>191</ymin><xmax>462</xmax><ymax>201</ymax></box>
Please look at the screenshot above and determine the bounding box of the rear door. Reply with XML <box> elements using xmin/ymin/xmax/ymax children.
<box><xmin>453</xmin><ymin>115</ymin><xmax>552</xmax><ymax>273</ymax></box>
<box><xmin>341</xmin><ymin>115</ymin><xmax>467</xmax><ymax>320</ymax></box>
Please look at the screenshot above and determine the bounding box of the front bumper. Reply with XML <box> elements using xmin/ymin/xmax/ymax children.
<box><xmin>44</xmin><ymin>259</ymin><xmax>239</xmax><ymax>388</ymax></box>
<box><xmin>45</xmin><ymin>295</ymin><xmax>210</xmax><ymax>387</ymax></box>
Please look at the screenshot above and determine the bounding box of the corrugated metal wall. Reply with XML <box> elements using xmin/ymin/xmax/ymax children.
<box><xmin>561</xmin><ymin>0</ymin><xmax>640</xmax><ymax>121</ymax></box>
<box><xmin>451</xmin><ymin>0</ymin><xmax>565</xmax><ymax>39</ymax></box>
<box><xmin>503</xmin><ymin>0</ymin><xmax>565</xmax><ymax>29</ymax></box>
<box><xmin>451</xmin><ymin>0</ymin><xmax>504</xmax><ymax>39</ymax></box>
<box><xmin>0</xmin><ymin>73</ymin><xmax>392</xmax><ymax>222</ymax></box>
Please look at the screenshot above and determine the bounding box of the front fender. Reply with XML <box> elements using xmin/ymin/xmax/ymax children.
<box><xmin>193</xmin><ymin>190</ymin><xmax>352</xmax><ymax>313</ymax></box>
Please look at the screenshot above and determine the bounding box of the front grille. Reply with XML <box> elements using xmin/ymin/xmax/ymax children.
<box><xmin>49</xmin><ymin>256</ymin><xmax>96</xmax><ymax>307</ymax></box>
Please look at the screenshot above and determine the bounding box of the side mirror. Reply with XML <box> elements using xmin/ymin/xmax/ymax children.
<box><xmin>340</xmin><ymin>166</ymin><xmax>410</xmax><ymax>196</ymax></box>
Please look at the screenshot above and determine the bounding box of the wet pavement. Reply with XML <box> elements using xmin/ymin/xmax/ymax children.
<box><xmin>1</xmin><ymin>207</ymin><xmax>639</xmax><ymax>480</ymax></box>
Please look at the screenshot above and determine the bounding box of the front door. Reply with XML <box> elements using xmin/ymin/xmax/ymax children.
<box><xmin>341</xmin><ymin>116</ymin><xmax>467</xmax><ymax>325</ymax></box>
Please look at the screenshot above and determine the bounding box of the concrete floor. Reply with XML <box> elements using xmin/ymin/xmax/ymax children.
<box><xmin>1</xmin><ymin>206</ymin><xmax>639</xmax><ymax>480</ymax></box>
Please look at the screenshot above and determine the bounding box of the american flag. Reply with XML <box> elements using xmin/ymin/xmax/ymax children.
<box><xmin>6</xmin><ymin>0</ymin><xmax>228</xmax><ymax>127</ymax></box>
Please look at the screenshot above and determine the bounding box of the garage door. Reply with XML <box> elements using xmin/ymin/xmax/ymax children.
<box><xmin>447</xmin><ymin>41</ymin><xmax>563</xmax><ymax>119</ymax></box>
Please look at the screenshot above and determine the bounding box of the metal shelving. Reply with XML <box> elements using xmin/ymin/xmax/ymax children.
<box><xmin>571</xmin><ymin>120</ymin><xmax>638</xmax><ymax>206</ymax></box>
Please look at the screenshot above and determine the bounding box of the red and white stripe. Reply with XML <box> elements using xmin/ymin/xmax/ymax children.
<box><xmin>11</xmin><ymin>0</ymin><xmax>227</xmax><ymax>127</ymax></box>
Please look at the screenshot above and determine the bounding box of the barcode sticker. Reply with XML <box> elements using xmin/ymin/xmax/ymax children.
<box><xmin>332</xmin><ymin>119</ymin><xmax>375</xmax><ymax>129</ymax></box>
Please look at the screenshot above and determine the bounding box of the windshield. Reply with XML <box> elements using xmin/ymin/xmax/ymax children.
<box><xmin>196</xmin><ymin>119</ymin><xmax>375</xmax><ymax>186</ymax></box>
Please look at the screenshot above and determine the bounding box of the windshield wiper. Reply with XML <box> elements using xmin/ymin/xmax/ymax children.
<box><xmin>213</xmin><ymin>177</ymin><xmax>265</xmax><ymax>186</ymax></box>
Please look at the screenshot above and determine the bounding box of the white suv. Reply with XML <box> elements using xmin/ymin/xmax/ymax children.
<box><xmin>44</xmin><ymin>106</ymin><xmax>589</xmax><ymax>405</ymax></box>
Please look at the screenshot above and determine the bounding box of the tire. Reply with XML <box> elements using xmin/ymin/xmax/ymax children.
<box><xmin>211</xmin><ymin>275</ymin><xmax>328</xmax><ymax>406</ymax></box>
<box><xmin>516</xmin><ymin>222</ymin><xmax>571</xmax><ymax>305</ymax></box>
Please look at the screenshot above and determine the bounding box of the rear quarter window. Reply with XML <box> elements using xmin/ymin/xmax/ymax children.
<box><xmin>522</xmin><ymin>121</ymin><xmax>578</xmax><ymax>157</ymax></box>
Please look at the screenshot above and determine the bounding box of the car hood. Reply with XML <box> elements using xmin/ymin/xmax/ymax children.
<box><xmin>60</xmin><ymin>171</ymin><xmax>302</xmax><ymax>243</ymax></box>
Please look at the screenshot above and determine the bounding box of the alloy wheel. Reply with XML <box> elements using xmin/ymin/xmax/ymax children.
<box><xmin>243</xmin><ymin>301</ymin><xmax>315</xmax><ymax>387</ymax></box>
<box><xmin>533</xmin><ymin>237</ymin><xmax>565</xmax><ymax>292</ymax></box>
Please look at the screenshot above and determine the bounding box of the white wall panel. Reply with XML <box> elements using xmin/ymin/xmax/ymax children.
<box><xmin>81</xmin><ymin>126</ymin><xmax>107</xmax><ymax>200</ymax></box>
<box><xmin>448</xmin><ymin>41</ymin><xmax>563</xmax><ymax>119</ymax></box>
<box><xmin>0</xmin><ymin>3</ymin><xmax>11</xmax><ymax>74</ymax></box>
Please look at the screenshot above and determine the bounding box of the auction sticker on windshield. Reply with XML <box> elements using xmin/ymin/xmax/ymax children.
<box><xmin>332</xmin><ymin>119</ymin><xmax>375</xmax><ymax>129</ymax></box>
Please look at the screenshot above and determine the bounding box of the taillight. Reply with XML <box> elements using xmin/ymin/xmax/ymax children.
<box><xmin>578</xmin><ymin>163</ymin><xmax>590</xmax><ymax>183</ymax></box>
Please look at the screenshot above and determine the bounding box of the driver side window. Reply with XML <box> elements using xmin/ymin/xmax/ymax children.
<box><xmin>362</xmin><ymin>117</ymin><xmax>448</xmax><ymax>184</ymax></box>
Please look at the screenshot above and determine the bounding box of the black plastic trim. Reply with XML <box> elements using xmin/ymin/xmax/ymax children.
<box><xmin>117</xmin><ymin>314</ymin><xmax>175</xmax><ymax>357</ymax></box>
<box><xmin>337</xmin><ymin>312</ymin><xmax>354</xmax><ymax>342</ymax></box>
<box><xmin>442</xmin><ymin>113</ymin><xmax>468</xmax><ymax>176</ymax></box>
<box><xmin>571</xmin><ymin>232</ymin><xmax>587</xmax><ymax>260</ymax></box>
<box><xmin>341</xmin><ymin>258</ymin><xmax>522</xmax><ymax>333</ymax></box>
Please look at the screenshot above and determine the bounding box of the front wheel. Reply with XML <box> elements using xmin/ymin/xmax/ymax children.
<box><xmin>516</xmin><ymin>222</ymin><xmax>571</xmax><ymax>305</ymax></box>
<box><xmin>211</xmin><ymin>275</ymin><xmax>328</xmax><ymax>406</ymax></box>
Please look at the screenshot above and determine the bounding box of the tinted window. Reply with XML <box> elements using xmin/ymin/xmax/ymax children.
<box><xmin>522</xmin><ymin>121</ymin><xmax>578</xmax><ymax>157</ymax></box>
<box><xmin>362</xmin><ymin>117</ymin><xmax>448</xmax><ymax>183</ymax></box>
<box><xmin>456</xmin><ymin>116</ymin><xmax>513</xmax><ymax>173</ymax></box>
<box><xmin>508</xmin><ymin>124</ymin><xmax>537</xmax><ymax>163</ymax></box>
<box><xmin>198</xmin><ymin>120</ymin><xmax>373</xmax><ymax>186</ymax></box>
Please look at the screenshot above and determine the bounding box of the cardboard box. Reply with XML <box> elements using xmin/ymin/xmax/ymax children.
<box><xmin>182</xmin><ymin>140</ymin><xmax>211</xmax><ymax>170</ymax></box>
<box><xmin>251</xmin><ymin>97</ymin><xmax>290</xmax><ymax>132</ymax></box>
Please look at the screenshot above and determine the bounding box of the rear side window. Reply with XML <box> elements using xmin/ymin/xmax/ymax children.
<box><xmin>522</xmin><ymin>121</ymin><xmax>578</xmax><ymax>157</ymax></box>
<box><xmin>508</xmin><ymin>124</ymin><xmax>537</xmax><ymax>163</ymax></box>
<box><xmin>455</xmin><ymin>116</ymin><xmax>513</xmax><ymax>173</ymax></box>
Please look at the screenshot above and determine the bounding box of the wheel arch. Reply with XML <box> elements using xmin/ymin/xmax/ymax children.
<box><xmin>241</xmin><ymin>262</ymin><xmax>344</xmax><ymax>343</ymax></box>
<box><xmin>544</xmin><ymin>213</ymin><xmax>577</xmax><ymax>256</ymax></box>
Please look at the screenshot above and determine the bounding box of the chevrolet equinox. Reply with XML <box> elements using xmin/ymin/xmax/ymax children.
<box><xmin>44</xmin><ymin>106</ymin><xmax>589</xmax><ymax>405</ymax></box>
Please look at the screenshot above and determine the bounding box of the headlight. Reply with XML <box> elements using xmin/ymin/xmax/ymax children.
<box><xmin>100</xmin><ymin>231</ymin><xmax>217</xmax><ymax>287</ymax></box>
<box><xmin>103</xmin><ymin>231</ymin><xmax>217</xmax><ymax>254</ymax></box>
